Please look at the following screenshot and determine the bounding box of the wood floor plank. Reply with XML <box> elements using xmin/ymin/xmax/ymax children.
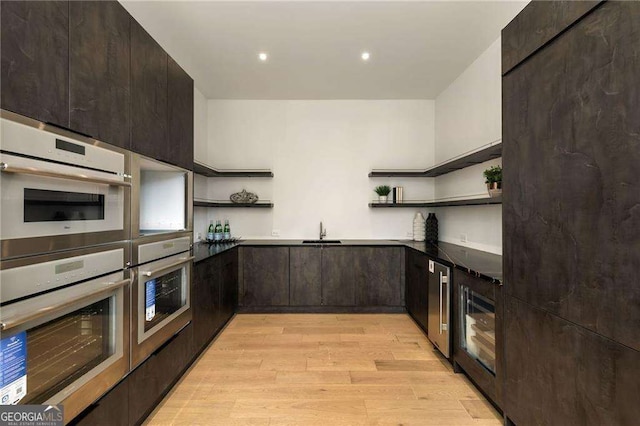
<box><xmin>350</xmin><ymin>370</ymin><xmax>455</xmax><ymax>385</ymax></box>
<box><xmin>374</xmin><ymin>359</ymin><xmax>447</xmax><ymax>372</ymax></box>
<box><xmin>460</xmin><ymin>399</ymin><xmax>501</xmax><ymax>419</ymax></box>
<box><xmin>275</xmin><ymin>371</ymin><xmax>352</xmax><ymax>384</ymax></box>
<box><xmin>145</xmin><ymin>314</ymin><xmax>502</xmax><ymax>426</ymax></box>
<box><xmin>230</xmin><ymin>399</ymin><xmax>367</xmax><ymax>419</ymax></box>
<box><xmin>283</xmin><ymin>326</ymin><xmax>365</xmax><ymax>334</ymax></box>
<box><xmin>364</xmin><ymin>399</ymin><xmax>472</xmax><ymax>419</ymax></box>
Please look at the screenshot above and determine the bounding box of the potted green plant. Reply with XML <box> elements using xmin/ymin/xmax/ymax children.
<box><xmin>483</xmin><ymin>165</ymin><xmax>502</xmax><ymax>197</ymax></box>
<box><xmin>374</xmin><ymin>185</ymin><xmax>392</xmax><ymax>203</ymax></box>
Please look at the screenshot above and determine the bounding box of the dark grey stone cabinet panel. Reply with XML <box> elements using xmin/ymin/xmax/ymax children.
<box><xmin>406</xmin><ymin>249</ymin><xmax>428</xmax><ymax>332</ymax></box>
<box><xmin>1</xmin><ymin>1</ymin><xmax>69</xmax><ymax>127</ymax></box>
<box><xmin>71</xmin><ymin>375</ymin><xmax>129</xmax><ymax>426</ymax></box>
<box><xmin>290</xmin><ymin>247</ymin><xmax>322</xmax><ymax>306</ymax></box>
<box><xmin>192</xmin><ymin>256</ymin><xmax>221</xmax><ymax>352</ymax></box>
<box><xmin>503</xmin><ymin>0</ymin><xmax>640</xmax><ymax>351</ymax></box>
<box><xmin>167</xmin><ymin>57</ymin><xmax>194</xmax><ymax>170</ymax></box>
<box><xmin>242</xmin><ymin>247</ymin><xmax>290</xmax><ymax>306</ymax></box>
<box><xmin>127</xmin><ymin>324</ymin><xmax>193</xmax><ymax>425</ymax></box>
<box><xmin>501</xmin><ymin>0</ymin><xmax>602</xmax><ymax>75</ymax></box>
<box><xmin>130</xmin><ymin>18</ymin><xmax>168</xmax><ymax>162</ymax></box>
<box><xmin>69</xmin><ymin>1</ymin><xmax>130</xmax><ymax>149</ymax></box>
<box><xmin>321</xmin><ymin>247</ymin><xmax>356</xmax><ymax>306</ymax></box>
<box><xmin>220</xmin><ymin>249</ymin><xmax>239</xmax><ymax>322</ymax></box>
<box><xmin>354</xmin><ymin>247</ymin><xmax>404</xmax><ymax>307</ymax></box>
<box><xmin>504</xmin><ymin>297</ymin><xmax>640</xmax><ymax>426</ymax></box>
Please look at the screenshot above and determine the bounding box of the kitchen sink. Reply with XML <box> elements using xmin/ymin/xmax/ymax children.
<box><xmin>302</xmin><ymin>240</ymin><xmax>342</xmax><ymax>244</ymax></box>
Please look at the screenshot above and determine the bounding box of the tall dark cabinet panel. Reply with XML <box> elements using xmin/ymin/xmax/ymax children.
<box><xmin>130</xmin><ymin>18</ymin><xmax>168</xmax><ymax>161</ymax></box>
<box><xmin>354</xmin><ymin>247</ymin><xmax>403</xmax><ymax>307</ymax></box>
<box><xmin>321</xmin><ymin>247</ymin><xmax>355</xmax><ymax>306</ymax></box>
<box><xmin>242</xmin><ymin>247</ymin><xmax>290</xmax><ymax>307</ymax></box>
<box><xmin>502</xmin><ymin>1</ymin><xmax>640</xmax><ymax>424</ymax></box>
<box><xmin>405</xmin><ymin>249</ymin><xmax>428</xmax><ymax>332</ymax></box>
<box><xmin>290</xmin><ymin>247</ymin><xmax>322</xmax><ymax>306</ymax></box>
<box><xmin>192</xmin><ymin>256</ymin><xmax>221</xmax><ymax>352</ymax></box>
<box><xmin>167</xmin><ymin>57</ymin><xmax>194</xmax><ymax>170</ymax></box>
<box><xmin>69</xmin><ymin>1</ymin><xmax>130</xmax><ymax>149</ymax></box>
<box><xmin>501</xmin><ymin>0</ymin><xmax>602</xmax><ymax>74</ymax></box>
<box><xmin>220</xmin><ymin>248</ymin><xmax>239</xmax><ymax>322</ymax></box>
<box><xmin>504</xmin><ymin>298</ymin><xmax>639</xmax><ymax>425</ymax></box>
<box><xmin>1</xmin><ymin>1</ymin><xmax>69</xmax><ymax>127</ymax></box>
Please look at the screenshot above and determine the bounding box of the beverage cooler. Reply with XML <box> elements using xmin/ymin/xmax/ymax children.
<box><xmin>459</xmin><ymin>286</ymin><xmax>496</xmax><ymax>374</ymax></box>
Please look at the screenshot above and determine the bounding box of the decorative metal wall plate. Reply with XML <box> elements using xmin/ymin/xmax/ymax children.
<box><xmin>230</xmin><ymin>189</ymin><xmax>259</xmax><ymax>204</ymax></box>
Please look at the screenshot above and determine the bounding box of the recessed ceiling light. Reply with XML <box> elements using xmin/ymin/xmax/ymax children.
<box><xmin>258</xmin><ymin>52</ymin><xmax>268</xmax><ymax>61</ymax></box>
<box><xmin>361</xmin><ymin>52</ymin><xmax>370</xmax><ymax>61</ymax></box>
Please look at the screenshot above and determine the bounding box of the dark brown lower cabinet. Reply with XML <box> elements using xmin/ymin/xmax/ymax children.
<box><xmin>354</xmin><ymin>247</ymin><xmax>404</xmax><ymax>307</ymax></box>
<box><xmin>240</xmin><ymin>246</ymin><xmax>404</xmax><ymax>310</ymax></box>
<box><xmin>69</xmin><ymin>375</ymin><xmax>129</xmax><ymax>426</ymax></box>
<box><xmin>219</xmin><ymin>249</ymin><xmax>239</xmax><ymax>323</ymax></box>
<box><xmin>321</xmin><ymin>247</ymin><xmax>356</xmax><ymax>306</ymax></box>
<box><xmin>192</xmin><ymin>256</ymin><xmax>221</xmax><ymax>352</ymax></box>
<box><xmin>504</xmin><ymin>296</ymin><xmax>640</xmax><ymax>426</ymax></box>
<box><xmin>241</xmin><ymin>247</ymin><xmax>290</xmax><ymax>307</ymax></box>
<box><xmin>290</xmin><ymin>247</ymin><xmax>322</xmax><ymax>306</ymax></box>
<box><xmin>405</xmin><ymin>249</ymin><xmax>428</xmax><ymax>332</ymax></box>
<box><xmin>193</xmin><ymin>248</ymin><xmax>239</xmax><ymax>351</ymax></box>
<box><xmin>453</xmin><ymin>269</ymin><xmax>503</xmax><ymax>409</ymax></box>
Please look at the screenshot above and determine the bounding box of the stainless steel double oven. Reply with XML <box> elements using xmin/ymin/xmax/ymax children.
<box><xmin>0</xmin><ymin>111</ymin><xmax>132</xmax><ymax>423</ymax></box>
<box><xmin>0</xmin><ymin>110</ymin><xmax>194</xmax><ymax>423</ymax></box>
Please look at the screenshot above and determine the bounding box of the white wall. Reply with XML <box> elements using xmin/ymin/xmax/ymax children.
<box><xmin>199</xmin><ymin>100</ymin><xmax>436</xmax><ymax>240</ymax></box>
<box><xmin>434</xmin><ymin>38</ymin><xmax>502</xmax><ymax>254</ymax></box>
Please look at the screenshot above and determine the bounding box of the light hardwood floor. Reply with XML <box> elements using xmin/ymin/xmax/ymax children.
<box><xmin>145</xmin><ymin>314</ymin><xmax>502</xmax><ymax>426</ymax></box>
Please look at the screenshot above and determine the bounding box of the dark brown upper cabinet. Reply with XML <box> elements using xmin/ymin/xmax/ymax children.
<box><xmin>503</xmin><ymin>0</ymin><xmax>640</xmax><ymax>351</ymax></box>
<box><xmin>167</xmin><ymin>57</ymin><xmax>194</xmax><ymax>170</ymax></box>
<box><xmin>130</xmin><ymin>18</ymin><xmax>168</xmax><ymax>162</ymax></box>
<box><xmin>1</xmin><ymin>1</ymin><xmax>69</xmax><ymax>127</ymax></box>
<box><xmin>69</xmin><ymin>1</ymin><xmax>130</xmax><ymax>149</ymax></box>
<box><xmin>501</xmin><ymin>0</ymin><xmax>602</xmax><ymax>75</ymax></box>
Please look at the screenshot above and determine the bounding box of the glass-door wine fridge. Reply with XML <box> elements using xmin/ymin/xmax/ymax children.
<box><xmin>459</xmin><ymin>286</ymin><xmax>496</xmax><ymax>374</ymax></box>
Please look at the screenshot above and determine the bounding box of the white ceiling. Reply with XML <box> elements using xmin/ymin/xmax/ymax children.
<box><xmin>120</xmin><ymin>1</ymin><xmax>527</xmax><ymax>100</ymax></box>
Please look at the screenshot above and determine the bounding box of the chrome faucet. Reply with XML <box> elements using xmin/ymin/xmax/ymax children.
<box><xmin>319</xmin><ymin>221</ymin><xmax>327</xmax><ymax>240</ymax></box>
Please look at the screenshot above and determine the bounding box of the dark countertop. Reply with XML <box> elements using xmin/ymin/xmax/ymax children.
<box><xmin>193</xmin><ymin>239</ymin><xmax>502</xmax><ymax>284</ymax></box>
<box><xmin>193</xmin><ymin>241</ymin><xmax>240</xmax><ymax>263</ymax></box>
<box><xmin>402</xmin><ymin>240</ymin><xmax>502</xmax><ymax>284</ymax></box>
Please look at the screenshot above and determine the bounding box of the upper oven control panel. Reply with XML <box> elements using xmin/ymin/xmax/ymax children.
<box><xmin>138</xmin><ymin>236</ymin><xmax>191</xmax><ymax>265</ymax></box>
<box><xmin>1</xmin><ymin>118</ymin><xmax>125</xmax><ymax>175</ymax></box>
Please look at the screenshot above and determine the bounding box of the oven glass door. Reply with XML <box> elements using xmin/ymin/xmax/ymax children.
<box><xmin>0</xmin><ymin>153</ymin><xmax>126</xmax><ymax>241</ymax></box>
<box><xmin>137</xmin><ymin>254</ymin><xmax>191</xmax><ymax>344</ymax></box>
<box><xmin>0</xmin><ymin>274</ymin><xmax>126</xmax><ymax>408</ymax></box>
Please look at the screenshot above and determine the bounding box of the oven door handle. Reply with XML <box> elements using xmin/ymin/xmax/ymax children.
<box><xmin>142</xmin><ymin>256</ymin><xmax>194</xmax><ymax>277</ymax></box>
<box><xmin>0</xmin><ymin>162</ymin><xmax>131</xmax><ymax>187</ymax></box>
<box><xmin>0</xmin><ymin>278</ymin><xmax>130</xmax><ymax>332</ymax></box>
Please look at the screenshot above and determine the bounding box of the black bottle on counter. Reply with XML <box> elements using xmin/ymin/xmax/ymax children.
<box><xmin>425</xmin><ymin>213</ymin><xmax>438</xmax><ymax>243</ymax></box>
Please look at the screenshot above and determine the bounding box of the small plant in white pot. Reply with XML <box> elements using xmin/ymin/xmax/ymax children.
<box><xmin>374</xmin><ymin>185</ymin><xmax>391</xmax><ymax>203</ymax></box>
<box><xmin>483</xmin><ymin>165</ymin><xmax>502</xmax><ymax>197</ymax></box>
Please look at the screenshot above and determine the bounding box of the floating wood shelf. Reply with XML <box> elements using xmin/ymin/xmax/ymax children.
<box><xmin>369</xmin><ymin>141</ymin><xmax>502</xmax><ymax>178</ymax></box>
<box><xmin>193</xmin><ymin>161</ymin><xmax>273</xmax><ymax>178</ymax></box>
<box><xmin>369</xmin><ymin>196</ymin><xmax>501</xmax><ymax>208</ymax></box>
<box><xmin>194</xmin><ymin>200</ymin><xmax>274</xmax><ymax>208</ymax></box>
